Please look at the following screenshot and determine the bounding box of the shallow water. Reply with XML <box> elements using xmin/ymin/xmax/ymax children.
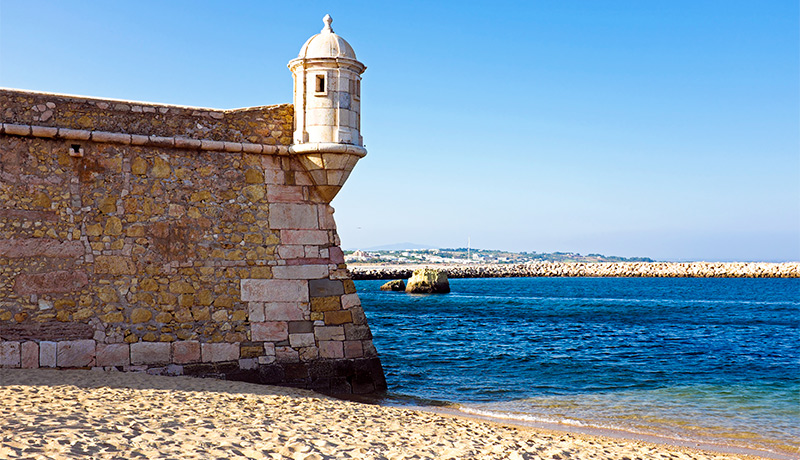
<box><xmin>355</xmin><ymin>277</ymin><xmax>800</xmax><ymax>456</ymax></box>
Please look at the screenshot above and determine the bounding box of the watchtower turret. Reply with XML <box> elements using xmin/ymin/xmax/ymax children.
<box><xmin>289</xmin><ymin>15</ymin><xmax>367</xmax><ymax>202</ymax></box>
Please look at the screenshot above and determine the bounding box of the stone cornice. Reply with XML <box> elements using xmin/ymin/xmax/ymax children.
<box><xmin>287</xmin><ymin>57</ymin><xmax>366</xmax><ymax>73</ymax></box>
<box><xmin>0</xmin><ymin>122</ymin><xmax>290</xmax><ymax>155</ymax></box>
<box><xmin>289</xmin><ymin>142</ymin><xmax>367</xmax><ymax>157</ymax></box>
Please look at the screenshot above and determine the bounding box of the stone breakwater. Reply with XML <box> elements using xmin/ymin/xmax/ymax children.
<box><xmin>350</xmin><ymin>262</ymin><xmax>800</xmax><ymax>280</ymax></box>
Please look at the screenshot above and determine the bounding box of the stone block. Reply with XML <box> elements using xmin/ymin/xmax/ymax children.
<box><xmin>96</xmin><ymin>343</ymin><xmax>130</xmax><ymax>367</ymax></box>
<box><xmin>324</xmin><ymin>310</ymin><xmax>352</xmax><ymax>325</ymax></box>
<box><xmin>343</xmin><ymin>280</ymin><xmax>357</xmax><ymax>294</ymax></box>
<box><xmin>344</xmin><ymin>324</ymin><xmax>372</xmax><ymax>341</ymax></box>
<box><xmin>319</xmin><ymin>341</ymin><xmax>344</xmax><ymax>359</ymax></box>
<box><xmin>13</xmin><ymin>270</ymin><xmax>89</xmax><ymax>294</ymax></box>
<box><xmin>94</xmin><ymin>255</ymin><xmax>136</xmax><ymax>275</ymax></box>
<box><xmin>272</xmin><ymin>264</ymin><xmax>329</xmax><ymax>280</ymax></box>
<box><xmin>278</xmin><ymin>245</ymin><xmax>306</xmax><ymax>259</ymax></box>
<box><xmin>173</xmin><ymin>341</ymin><xmax>201</xmax><ymax>364</ymax></box>
<box><xmin>275</xmin><ymin>346</ymin><xmax>299</xmax><ymax>363</ymax></box>
<box><xmin>268</xmin><ymin>203</ymin><xmax>318</xmax><ymax>229</ymax></box>
<box><xmin>299</xmin><ymin>346</ymin><xmax>319</xmax><ymax>362</ymax></box>
<box><xmin>248</xmin><ymin>303</ymin><xmax>265</xmax><ymax>322</ymax></box>
<box><xmin>349</xmin><ymin>306</ymin><xmax>367</xmax><ymax>325</ymax></box>
<box><xmin>131</xmin><ymin>157</ymin><xmax>148</xmax><ymax>175</ymax></box>
<box><xmin>289</xmin><ymin>333</ymin><xmax>315</xmax><ymax>348</ymax></box>
<box><xmin>251</xmin><ymin>322</ymin><xmax>288</xmax><ymax>342</ymax></box>
<box><xmin>264</xmin><ymin>169</ymin><xmax>284</xmax><ymax>185</ymax></box>
<box><xmin>130</xmin><ymin>308</ymin><xmax>152</xmax><ymax>323</ymax></box>
<box><xmin>304</xmin><ymin>246</ymin><xmax>320</xmax><ymax>258</ymax></box>
<box><xmin>362</xmin><ymin>340</ymin><xmax>378</xmax><ymax>358</ymax></box>
<box><xmin>163</xmin><ymin>364</ymin><xmax>184</xmax><ymax>376</ymax></box>
<box><xmin>57</xmin><ymin>340</ymin><xmax>96</xmax><ymax>367</ymax></box>
<box><xmin>284</xmin><ymin>362</ymin><xmax>311</xmax><ymax>381</ymax></box>
<box><xmin>0</xmin><ymin>238</ymin><xmax>84</xmax><ymax>258</ymax></box>
<box><xmin>329</xmin><ymin>247</ymin><xmax>345</xmax><ymax>264</ymax></box>
<box><xmin>131</xmin><ymin>134</ymin><xmax>149</xmax><ymax>144</ymax></box>
<box><xmin>295</xmin><ymin>170</ymin><xmax>314</xmax><ymax>186</ymax></box>
<box><xmin>267</xmin><ymin>185</ymin><xmax>304</xmax><ymax>202</ymax></box>
<box><xmin>281</xmin><ymin>230</ymin><xmax>329</xmax><ymax>245</ymax></box>
<box><xmin>323</xmin><ymin>152</ymin><xmax>351</xmax><ymax>169</ymax></box>
<box><xmin>308</xmin><ymin>279</ymin><xmax>344</xmax><ymax>298</ymax></box>
<box><xmin>201</xmin><ymin>343</ymin><xmax>240</xmax><ymax>363</ymax></box>
<box><xmin>285</xmin><ymin>257</ymin><xmax>330</xmax><ymax>266</ymax></box>
<box><xmin>258</xmin><ymin>355</ymin><xmax>276</xmax><ymax>365</ymax></box>
<box><xmin>238</xmin><ymin>342</ymin><xmax>262</xmax><ymax>358</ymax></box>
<box><xmin>151</xmin><ymin>156</ymin><xmax>171</xmax><ymax>178</ymax></box>
<box><xmin>39</xmin><ymin>341</ymin><xmax>56</xmax><ymax>367</ymax></box>
<box><xmin>130</xmin><ymin>342</ymin><xmax>170</xmax><ymax>365</ymax></box>
<box><xmin>311</xmin><ymin>296</ymin><xmax>341</xmax><ymax>312</ymax></box>
<box><xmin>315</xmin><ymin>326</ymin><xmax>345</xmax><ymax>341</ymax></box>
<box><xmin>0</xmin><ymin>341</ymin><xmax>20</xmax><ymax>367</ymax></box>
<box><xmin>104</xmin><ymin>217</ymin><xmax>123</xmax><ymax>235</ymax></box>
<box><xmin>239</xmin><ymin>358</ymin><xmax>258</xmax><ymax>370</ymax></box>
<box><xmin>243</xmin><ymin>185</ymin><xmax>265</xmax><ymax>202</ymax></box>
<box><xmin>191</xmin><ymin>307</ymin><xmax>210</xmax><ymax>321</ymax></box>
<box><xmin>31</xmin><ymin>125</ymin><xmax>58</xmax><ymax>137</ymax></box>
<box><xmin>249</xmin><ymin>266</ymin><xmax>272</xmax><ymax>279</ymax></box>
<box><xmin>21</xmin><ymin>342</ymin><xmax>38</xmax><ymax>368</ymax></box>
<box><xmin>330</xmin><ymin>268</ymin><xmax>351</xmax><ymax>280</ymax></box>
<box><xmin>341</xmin><ymin>293</ymin><xmax>360</xmax><ymax>309</ymax></box>
<box><xmin>241</xmin><ymin>279</ymin><xmax>309</xmax><ymax>302</ymax></box>
<box><xmin>0</xmin><ymin>208</ymin><xmax>58</xmax><ymax>222</ymax></box>
<box><xmin>288</xmin><ymin>321</ymin><xmax>314</xmax><ymax>334</ymax></box>
<box><xmin>244</xmin><ymin>168</ymin><xmax>264</xmax><ymax>184</ymax></box>
<box><xmin>344</xmin><ymin>341</ymin><xmax>364</xmax><ymax>358</ymax></box>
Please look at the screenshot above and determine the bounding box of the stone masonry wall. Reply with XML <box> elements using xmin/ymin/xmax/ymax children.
<box><xmin>0</xmin><ymin>89</ymin><xmax>385</xmax><ymax>394</ymax></box>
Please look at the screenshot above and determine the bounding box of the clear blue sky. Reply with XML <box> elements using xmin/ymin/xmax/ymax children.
<box><xmin>1</xmin><ymin>1</ymin><xmax>797</xmax><ymax>261</ymax></box>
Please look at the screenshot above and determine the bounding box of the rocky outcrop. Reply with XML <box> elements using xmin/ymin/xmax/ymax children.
<box><xmin>351</xmin><ymin>262</ymin><xmax>800</xmax><ymax>280</ymax></box>
<box><xmin>380</xmin><ymin>280</ymin><xmax>406</xmax><ymax>291</ymax></box>
<box><xmin>405</xmin><ymin>268</ymin><xmax>450</xmax><ymax>294</ymax></box>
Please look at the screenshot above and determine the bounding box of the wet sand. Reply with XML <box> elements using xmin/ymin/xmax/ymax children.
<box><xmin>0</xmin><ymin>369</ymin><xmax>771</xmax><ymax>459</ymax></box>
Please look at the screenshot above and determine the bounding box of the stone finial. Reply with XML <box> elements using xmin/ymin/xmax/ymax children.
<box><xmin>322</xmin><ymin>14</ymin><xmax>334</xmax><ymax>33</ymax></box>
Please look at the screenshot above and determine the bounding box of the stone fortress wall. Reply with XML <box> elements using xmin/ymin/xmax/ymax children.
<box><xmin>0</xmin><ymin>16</ymin><xmax>385</xmax><ymax>396</ymax></box>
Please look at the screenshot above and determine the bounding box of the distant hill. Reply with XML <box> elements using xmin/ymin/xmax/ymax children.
<box><xmin>344</xmin><ymin>247</ymin><xmax>656</xmax><ymax>264</ymax></box>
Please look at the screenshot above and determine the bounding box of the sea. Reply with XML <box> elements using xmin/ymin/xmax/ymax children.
<box><xmin>354</xmin><ymin>277</ymin><xmax>800</xmax><ymax>459</ymax></box>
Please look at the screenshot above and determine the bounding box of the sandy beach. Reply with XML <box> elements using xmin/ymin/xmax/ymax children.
<box><xmin>0</xmin><ymin>369</ymin><xmax>771</xmax><ymax>460</ymax></box>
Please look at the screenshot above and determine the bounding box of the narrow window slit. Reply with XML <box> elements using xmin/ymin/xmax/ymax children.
<box><xmin>69</xmin><ymin>144</ymin><xmax>84</xmax><ymax>158</ymax></box>
<box><xmin>315</xmin><ymin>74</ymin><xmax>325</xmax><ymax>93</ymax></box>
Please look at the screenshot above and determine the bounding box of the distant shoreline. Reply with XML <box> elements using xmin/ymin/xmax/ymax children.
<box><xmin>350</xmin><ymin>262</ymin><xmax>800</xmax><ymax>279</ymax></box>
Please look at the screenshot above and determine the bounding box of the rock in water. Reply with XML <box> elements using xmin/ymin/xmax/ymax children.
<box><xmin>380</xmin><ymin>280</ymin><xmax>406</xmax><ymax>291</ymax></box>
<box><xmin>405</xmin><ymin>268</ymin><xmax>450</xmax><ymax>294</ymax></box>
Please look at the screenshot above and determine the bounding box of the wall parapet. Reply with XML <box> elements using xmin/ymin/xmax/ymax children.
<box><xmin>0</xmin><ymin>88</ymin><xmax>293</xmax><ymax>146</ymax></box>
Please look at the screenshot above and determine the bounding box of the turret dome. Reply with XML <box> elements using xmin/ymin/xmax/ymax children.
<box><xmin>297</xmin><ymin>14</ymin><xmax>357</xmax><ymax>60</ymax></box>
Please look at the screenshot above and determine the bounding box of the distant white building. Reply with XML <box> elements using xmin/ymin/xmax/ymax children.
<box><xmin>345</xmin><ymin>249</ymin><xmax>374</xmax><ymax>262</ymax></box>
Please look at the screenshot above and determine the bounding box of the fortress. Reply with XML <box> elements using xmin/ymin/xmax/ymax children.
<box><xmin>0</xmin><ymin>16</ymin><xmax>386</xmax><ymax>393</ymax></box>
